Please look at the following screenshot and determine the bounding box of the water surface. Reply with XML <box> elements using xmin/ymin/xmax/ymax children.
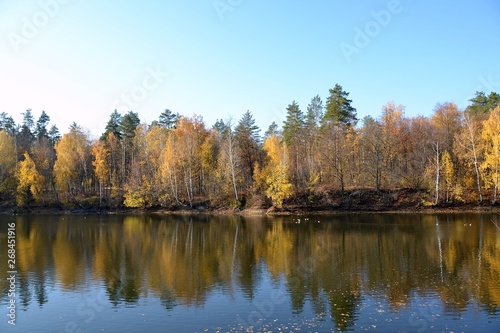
<box><xmin>1</xmin><ymin>213</ymin><xmax>499</xmax><ymax>332</ymax></box>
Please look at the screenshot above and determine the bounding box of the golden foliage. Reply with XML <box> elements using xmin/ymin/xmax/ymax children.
<box><xmin>53</xmin><ymin>128</ymin><xmax>90</xmax><ymax>200</ymax></box>
<box><xmin>16</xmin><ymin>152</ymin><xmax>44</xmax><ymax>205</ymax></box>
<box><xmin>92</xmin><ymin>140</ymin><xmax>110</xmax><ymax>185</ymax></box>
<box><xmin>441</xmin><ymin>150</ymin><xmax>455</xmax><ymax>201</ymax></box>
<box><xmin>0</xmin><ymin>130</ymin><xmax>16</xmax><ymax>193</ymax></box>
<box><xmin>262</xmin><ymin>135</ymin><xmax>293</xmax><ymax>208</ymax></box>
<box><xmin>265</xmin><ymin>164</ymin><xmax>294</xmax><ymax>208</ymax></box>
<box><xmin>481</xmin><ymin>106</ymin><xmax>500</xmax><ymax>201</ymax></box>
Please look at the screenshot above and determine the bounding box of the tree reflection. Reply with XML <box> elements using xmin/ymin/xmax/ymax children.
<box><xmin>0</xmin><ymin>213</ymin><xmax>499</xmax><ymax>330</ymax></box>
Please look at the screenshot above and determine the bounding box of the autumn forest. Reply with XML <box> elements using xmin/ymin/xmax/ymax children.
<box><xmin>1</xmin><ymin>84</ymin><xmax>500</xmax><ymax>211</ymax></box>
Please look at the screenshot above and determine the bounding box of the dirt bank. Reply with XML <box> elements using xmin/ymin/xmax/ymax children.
<box><xmin>1</xmin><ymin>188</ymin><xmax>499</xmax><ymax>215</ymax></box>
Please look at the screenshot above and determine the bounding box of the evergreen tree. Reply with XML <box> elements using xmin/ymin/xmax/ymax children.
<box><xmin>35</xmin><ymin>111</ymin><xmax>50</xmax><ymax>140</ymax></box>
<box><xmin>213</xmin><ymin>119</ymin><xmax>228</xmax><ymax>134</ymax></box>
<box><xmin>236</xmin><ymin>111</ymin><xmax>260</xmax><ymax>144</ymax></box>
<box><xmin>19</xmin><ymin>109</ymin><xmax>35</xmax><ymax>153</ymax></box>
<box><xmin>69</xmin><ymin>122</ymin><xmax>82</xmax><ymax>132</ymax></box>
<box><xmin>282</xmin><ymin>101</ymin><xmax>304</xmax><ymax>145</ymax></box>
<box><xmin>306</xmin><ymin>95</ymin><xmax>323</xmax><ymax>129</ymax></box>
<box><xmin>21</xmin><ymin>109</ymin><xmax>35</xmax><ymax>132</ymax></box>
<box><xmin>119</xmin><ymin>111</ymin><xmax>141</xmax><ymax>182</ymax></box>
<box><xmin>101</xmin><ymin>110</ymin><xmax>123</xmax><ymax>140</ymax></box>
<box><xmin>324</xmin><ymin>84</ymin><xmax>357</xmax><ymax>127</ymax></box>
<box><xmin>235</xmin><ymin>110</ymin><xmax>261</xmax><ymax>184</ymax></box>
<box><xmin>120</xmin><ymin>111</ymin><xmax>141</xmax><ymax>142</ymax></box>
<box><xmin>283</xmin><ymin>101</ymin><xmax>307</xmax><ymax>187</ymax></box>
<box><xmin>0</xmin><ymin>112</ymin><xmax>17</xmax><ymax>135</ymax></box>
<box><xmin>48</xmin><ymin>125</ymin><xmax>61</xmax><ymax>144</ymax></box>
<box><xmin>467</xmin><ymin>91</ymin><xmax>500</xmax><ymax>116</ymax></box>
<box><xmin>265</xmin><ymin>121</ymin><xmax>279</xmax><ymax>138</ymax></box>
<box><xmin>158</xmin><ymin>109</ymin><xmax>179</xmax><ymax>129</ymax></box>
<box><xmin>304</xmin><ymin>95</ymin><xmax>323</xmax><ymax>182</ymax></box>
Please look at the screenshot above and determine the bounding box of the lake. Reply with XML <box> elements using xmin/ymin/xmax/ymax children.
<box><xmin>1</xmin><ymin>213</ymin><xmax>499</xmax><ymax>332</ymax></box>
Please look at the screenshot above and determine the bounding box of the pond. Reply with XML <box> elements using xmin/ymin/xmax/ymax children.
<box><xmin>0</xmin><ymin>213</ymin><xmax>499</xmax><ymax>332</ymax></box>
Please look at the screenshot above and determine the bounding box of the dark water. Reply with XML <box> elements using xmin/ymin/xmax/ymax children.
<box><xmin>0</xmin><ymin>213</ymin><xmax>499</xmax><ymax>333</ymax></box>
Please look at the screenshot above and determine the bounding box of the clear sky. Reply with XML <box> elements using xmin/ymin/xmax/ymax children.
<box><xmin>1</xmin><ymin>0</ymin><xmax>499</xmax><ymax>137</ymax></box>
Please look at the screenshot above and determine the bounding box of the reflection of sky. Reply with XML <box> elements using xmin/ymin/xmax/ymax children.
<box><xmin>2</xmin><ymin>269</ymin><xmax>498</xmax><ymax>332</ymax></box>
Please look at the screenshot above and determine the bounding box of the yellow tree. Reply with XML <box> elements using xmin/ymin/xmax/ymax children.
<box><xmin>431</xmin><ymin>102</ymin><xmax>461</xmax><ymax>153</ymax></box>
<box><xmin>403</xmin><ymin>116</ymin><xmax>434</xmax><ymax>189</ymax></box>
<box><xmin>360</xmin><ymin>117</ymin><xmax>384</xmax><ymax>191</ymax></box>
<box><xmin>200</xmin><ymin>133</ymin><xmax>218</xmax><ymax>200</ymax></box>
<box><xmin>441</xmin><ymin>150</ymin><xmax>455</xmax><ymax>203</ymax></box>
<box><xmin>218</xmin><ymin>123</ymin><xmax>241</xmax><ymax>204</ymax></box>
<box><xmin>104</xmin><ymin>132</ymin><xmax>122</xmax><ymax>201</ymax></box>
<box><xmin>129</xmin><ymin>124</ymin><xmax>170</xmax><ymax>206</ymax></box>
<box><xmin>145</xmin><ymin>125</ymin><xmax>169</xmax><ymax>174</ymax></box>
<box><xmin>175</xmin><ymin>117</ymin><xmax>197</xmax><ymax>206</ymax></box>
<box><xmin>0</xmin><ymin>130</ymin><xmax>16</xmax><ymax>196</ymax></box>
<box><xmin>16</xmin><ymin>152</ymin><xmax>44</xmax><ymax>206</ymax></box>
<box><xmin>92</xmin><ymin>140</ymin><xmax>110</xmax><ymax>205</ymax></box>
<box><xmin>123</xmin><ymin>124</ymin><xmax>162</xmax><ymax>208</ymax></box>
<box><xmin>161</xmin><ymin>131</ymin><xmax>181</xmax><ymax>205</ymax></box>
<box><xmin>30</xmin><ymin>137</ymin><xmax>56</xmax><ymax>203</ymax></box>
<box><xmin>123</xmin><ymin>125</ymin><xmax>145</xmax><ymax>208</ymax></box>
<box><xmin>456</xmin><ymin>112</ymin><xmax>484</xmax><ymax>203</ymax></box>
<box><xmin>173</xmin><ymin>116</ymin><xmax>207</xmax><ymax>207</ymax></box>
<box><xmin>481</xmin><ymin>106</ymin><xmax>500</xmax><ymax>203</ymax></box>
<box><xmin>53</xmin><ymin>126</ymin><xmax>91</xmax><ymax>203</ymax></box>
<box><xmin>380</xmin><ymin>101</ymin><xmax>406</xmax><ymax>187</ymax></box>
<box><xmin>262</xmin><ymin>135</ymin><xmax>293</xmax><ymax>208</ymax></box>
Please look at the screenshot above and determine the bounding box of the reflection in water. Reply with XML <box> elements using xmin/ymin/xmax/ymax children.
<box><xmin>0</xmin><ymin>213</ymin><xmax>499</xmax><ymax>331</ymax></box>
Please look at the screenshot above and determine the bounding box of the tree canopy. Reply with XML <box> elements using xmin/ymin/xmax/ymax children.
<box><xmin>1</xmin><ymin>86</ymin><xmax>500</xmax><ymax>209</ymax></box>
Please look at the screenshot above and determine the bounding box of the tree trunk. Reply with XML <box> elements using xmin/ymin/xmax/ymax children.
<box><xmin>227</xmin><ymin>131</ymin><xmax>239</xmax><ymax>202</ymax></box>
<box><xmin>494</xmin><ymin>166</ymin><xmax>498</xmax><ymax>204</ymax></box>
<box><xmin>99</xmin><ymin>180</ymin><xmax>102</xmax><ymax>205</ymax></box>
<box><xmin>465</xmin><ymin>115</ymin><xmax>483</xmax><ymax>203</ymax></box>
<box><xmin>435</xmin><ymin>142</ymin><xmax>440</xmax><ymax>205</ymax></box>
<box><xmin>184</xmin><ymin>173</ymin><xmax>192</xmax><ymax>207</ymax></box>
<box><xmin>494</xmin><ymin>183</ymin><xmax>497</xmax><ymax>204</ymax></box>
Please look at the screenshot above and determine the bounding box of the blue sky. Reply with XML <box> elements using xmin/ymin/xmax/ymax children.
<box><xmin>1</xmin><ymin>0</ymin><xmax>499</xmax><ymax>137</ymax></box>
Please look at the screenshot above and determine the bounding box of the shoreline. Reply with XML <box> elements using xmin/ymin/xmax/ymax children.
<box><xmin>1</xmin><ymin>204</ymin><xmax>499</xmax><ymax>216</ymax></box>
<box><xmin>2</xmin><ymin>188</ymin><xmax>499</xmax><ymax>216</ymax></box>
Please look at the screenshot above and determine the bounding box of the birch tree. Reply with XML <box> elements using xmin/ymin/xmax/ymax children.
<box><xmin>16</xmin><ymin>152</ymin><xmax>44</xmax><ymax>206</ymax></box>
<box><xmin>262</xmin><ymin>135</ymin><xmax>293</xmax><ymax>208</ymax></box>
<box><xmin>360</xmin><ymin>116</ymin><xmax>384</xmax><ymax>191</ymax></box>
<box><xmin>481</xmin><ymin>106</ymin><xmax>500</xmax><ymax>203</ymax></box>
<box><xmin>431</xmin><ymin>102</ymin><xmax>461</xmax><ymax>154</ymax></box>
<box><xmin>0</xmin><ymin>131</ymin><xmax>17</xmax><ymax>197</ymax></box>
<box><xmin>433</xmin><ymin>142</ymin><xmax>440</xmax><ymax>205</ymax></box>
<box><xmin>219</xmin><ymin>122</ymin><xmax>240</xmax><ymax>203</ymax></box>
<box><xmin>461</xmin><ymin>112</ymin><xmax>483</xmax><ymax>203</ymax></box>
<box><xmin>53</xmin><ymin>125</ymin><xmax>91</xmax><ymax>203</ymax></box>
<box><xmin>441</xmin><ymin>150</ymin><xmax>455</xmax><ymax>203</ymax></box>
<box><xmin>161</xmin><ymin>131</ymin><xmax>181</xmax><ymax>205</ymax></box>
<box><xmin>92</xmin><ymin>140</ymin><xmax>110</xmax><ymax>205</ymax></box>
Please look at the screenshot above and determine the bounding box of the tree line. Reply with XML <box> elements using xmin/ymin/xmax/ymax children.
<box><xmin>1</xmin><ymin>84</ymin><xmax>499</xmax><ymax>209</ymax></box>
